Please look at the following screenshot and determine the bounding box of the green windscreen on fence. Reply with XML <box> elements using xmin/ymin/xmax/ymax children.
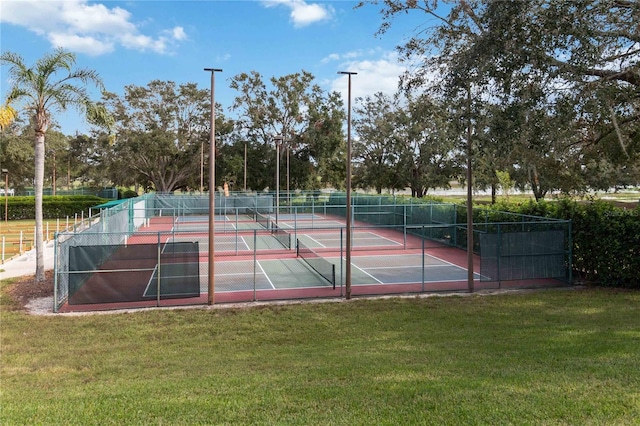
<box><xmin>68</xmin><ymin>242</ymin><xmax>200</xmax><ymax>305</ymax></box>
<box><xmin>480</xmin><ymin>230</ymin><xmax>566</xmax><ymax>282</ymax></box>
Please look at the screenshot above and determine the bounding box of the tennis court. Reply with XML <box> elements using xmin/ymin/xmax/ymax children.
<box><xmin>65</xmin><ymin>248</ymin><xmax>481</xmax><ymax>310</ymax></box>
<box><xmin>163</xmin><ymin>253</ymin><xmax>475</xmax><ymax>290</ymax></box>
<box><xmin>54</xmin><ymin>193</ymin><xmax>572</xmax><ymax>312</ymax></box>
<box><xmin>172</xmin><ymin>212</ymin><xmax>350</xmax><ymax>233</ymax></box>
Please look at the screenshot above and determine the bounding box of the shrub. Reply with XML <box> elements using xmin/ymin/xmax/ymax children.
<box><xmin>468</xmin><ymin>199</ymin><xmax>639</xmax><ymax>288</ymax></box>
<box><xmin>1</xmin><ymin>196</ymin><xmax>108</xmax><ymax>220</ymax></box>
<box><xmin>120</xmin><ymin>189</ymin><xmax>138</xmax><ymax>199</ymax></box>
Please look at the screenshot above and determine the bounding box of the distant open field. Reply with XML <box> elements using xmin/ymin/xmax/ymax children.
<box><xmin>0</xmin><ymin>219</ymin><xmax>69</xmax><ymax>263</ymax></box>
<box><xmin>428</xmin><ymin>188</ymin><xmax>640</xmax><ymax>208</ymax></box>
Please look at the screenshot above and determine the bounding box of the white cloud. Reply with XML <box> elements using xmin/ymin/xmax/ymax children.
<box><xmin>321</xmin><ymin>48</ymin><xmax>383</xmax><ymax>64</ymax></box>
<box><xmin>171</xmin><ymin>27</ymin><xmax>187</xmax><ymax>41</ymax></box>
<box><xmin>330</xmin><ymin>52</ymin><xmax>407</xmax><ymax>102</ymax></box>
<box><xmin>262</xmin><ymin>0</ymin><xmax>333</xmax><ymax>27</ymax></box>
<box><xmin>0</xmin><ymin>0</ymin><xmax>186</xmax><ymax>56</ymax></box>
<box><xmin>48</xmin><ymin>32</ymin><xmax>115</xmax><ymax>56</ymax></box>
<box><xmin>321</xmin><ymin>53</ymin><xmax>341</xmax><ymax>64</ymax></box>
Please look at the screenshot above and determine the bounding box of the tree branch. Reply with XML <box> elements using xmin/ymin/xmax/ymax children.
<box><xmin>547</xmin><ymin>56</ymin><xmax>640</xmax><ymax>86</ymax></box>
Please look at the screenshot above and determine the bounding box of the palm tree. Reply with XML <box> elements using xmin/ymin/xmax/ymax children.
<box><xmin>1</xmin><ymin>48</ymin><xmax>112</xmax><ymax>282</ymax></box>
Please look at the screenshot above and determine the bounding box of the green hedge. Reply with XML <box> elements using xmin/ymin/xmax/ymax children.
<box><xmin>472</xmin><ymin>199</ymin><xmax>639</xmax><ymax>288</ymax></box>
<box><xmin>0</xmin><ymin>196</ymin><xmax>108</xmax><ymax>220</ymax></box>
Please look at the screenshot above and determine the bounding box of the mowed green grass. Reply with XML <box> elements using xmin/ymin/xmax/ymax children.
<box><xmin>1</xmin><ymin>219</ymin><xmax>64</xmax><ymax>260</ymax></box>
<box><xmin>1</xmin><ymin>286</ymin><xmax>639</xmax><ymax>425</ymax></box>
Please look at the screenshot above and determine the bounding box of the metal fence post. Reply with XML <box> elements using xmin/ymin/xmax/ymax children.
<box><xmin>157</xmin><ymin>232</ymin><xmax>161</xmax><ymax>307</ymax></box>
<box><xmin>497</xmin><ymin>223</ymin><xmax>501</xmax><ymax>288</ymax></box>
<box><xmin>253</xmin><ymin>230</ymin><xmax>257</xmax><ymax>302</ymax></box>
<box><xmin>421</xmin><ymin>225</ymin><xmax>426</xmax><ymax>292</ymax></box>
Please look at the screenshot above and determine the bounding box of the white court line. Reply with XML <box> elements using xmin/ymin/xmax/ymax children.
<box><xmin>237</xmin><ymin>236</ymin><xmax>251</xmax><ymax>251</ymax></box>
<box><xmin>218</xmin><ymin>222</ymin><xmax>237</xmax><ymax>230</ymax></box>
<box><xmin>304</xmin><ymin>234</ymin><xmax>328</xmax><ymax>248</ymax></box>
<box><xmin>422</xmin><ymin>254</ymin><xmax>483</xmax><ymax>280</ymax></box>
<box><xmin>354</xmin><ymin>262</ymin><xmax>383</xmax><ymax>284</ymax></box>
<box><xmin>424</xmin><ymin>253</ymin><xmax>480</xmax><ymax>274</ymax></box>
<box><xmin>217</xmin><ymin>272</ymin><xmax>255</xmax><ymax>277</ymax></box>
<box><xmin>277</xmin><ymin>222</ymin><xmax>295</xmax><ymax>229</ymax></box>
<box><xmin>302</xmin><ymin>231</ymin><xmax>401</xmax><ymax>247</ymax></box>
<box><xmin>143</xmin><ymin>264</ymin><xmax>159</xmax><ymax>296</ymax></box>
<box><xmin>351</xmin><ymin>253</ymin><xmax>482</xmax><ymax>280</ymax></box>
<box><xmin>363</xmin><ymin>264</ymin><xmax>451</xmax><ymax>270</ymax></box>
<box><xmin>256</xmin><ymin>260</ymin><xmax>276</xmax><ymax>289</ymax></box>
<box><xmin>363</xmin><ymin>231</ymin><xmax>403</xmax><ymax>246</ymax></box>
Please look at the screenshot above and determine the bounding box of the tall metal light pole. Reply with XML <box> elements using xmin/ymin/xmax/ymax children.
<box><xmin>338</xmin><ymin>71</ymin><xmax>357</xmax><ymax>299</ymax></box>
<box><xmin>273</xmin><ymin>135</ymin><xmax>283</xmax><ymax>226</ymax></box>
<box><xmin>204</xmin><ymin>67</ymin><xmax>222</xmax><ymax>305</ymax></box>
<box><xmin>466</xmin><ymin>85</ymin><xmax>474</xmax><ymax>293</ymax></box>
<box><xmin>200</xmin><ymin>142</ymin><xmax>204</xmax><ymax>193</ymax></box>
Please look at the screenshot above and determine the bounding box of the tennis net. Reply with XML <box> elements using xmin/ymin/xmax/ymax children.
<box><xmin>296</xmin><ymin>239</ymin><xmax>336</xmax><ymax>289</ymax></box>
<box><xmin>248</xmin><ymin>208</ymin><xmax>270</xmax><ymax>229</ymax></box>
<box><xmin>272</xmin><ymin>223</ymin><xmax>291</xmax><ymax>249</ymax></box>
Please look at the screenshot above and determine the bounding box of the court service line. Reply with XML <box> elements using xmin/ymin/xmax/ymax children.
<box><xmin>256</xmin><ymin>260</ymin><xmax>276</xmax><ymax>289</ymax></box>
<box><xmin>353</xmin><ymin>263</ymin><xmax>383</xmax><ymax>284</ymax></box>
<box><xmin>363</xmin><ymin>264</ymin><xmax>451</xmax><ymax>270</ymax></box>
<box><xmin>424</xmin><ymin>253</ymin><xmax>479</xmax><ymax>274</ymax></box>
<box><xmin>422</xmin><ymin>253</ymin><xmax>483</xmax><ymax>280</ymax></box>
<box><xmin>366</xmin><ymin>231</ymin><xmax>403</xmax><ymax>246</ymax></box>
<box><xmin>237</xmin><ymin>236</ymin><xmax>251</xmax><ymax>251</ymax></box>
<box><xmin>305</xmin><ymin>234</ymin><xmax>328</xmax><ymax>248</ymax></box>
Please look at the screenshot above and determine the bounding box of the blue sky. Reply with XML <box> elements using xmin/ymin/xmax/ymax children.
<box><xmin>1</xmin><ymin>0</ymin><xmax>430</xmax><ymax>135</ymax></box>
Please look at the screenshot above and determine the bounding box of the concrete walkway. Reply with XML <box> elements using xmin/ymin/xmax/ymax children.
<box><xmin>0</xmin><ymin>241</ymin><xmax>55</xmax><ymax>280</ymax></box>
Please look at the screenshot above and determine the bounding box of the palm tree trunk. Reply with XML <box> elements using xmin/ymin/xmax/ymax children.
<box><xmin>34</xmin><ymin>133</ymin><xmax>45</xmax><ymax>282</ymax></box>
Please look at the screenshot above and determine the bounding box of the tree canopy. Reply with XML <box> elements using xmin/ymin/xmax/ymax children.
<box><xmin>359</xmin><ymin>0</ymin><xmax>640</xmax><ymax>198</ymax></box>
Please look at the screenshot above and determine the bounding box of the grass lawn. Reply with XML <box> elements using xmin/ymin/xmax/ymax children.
<box><xmin>1</xmin><ymin>285</ymin><xmax>639</xmax><ymax>425</ymax></box>
<box><xmin>1</xmin><ymin>219</ymin><xmax>66</xmax><ymax>261</ymax></box>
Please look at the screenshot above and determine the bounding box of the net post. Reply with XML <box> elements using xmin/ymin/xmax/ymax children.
<box><xmin>332</xmin><ymin>264</ymin><xmax>336</xmax><ymax>290</ymax></box>
<box><xmin>340</xmin><ymin>228</ymin><xmax>343</xmax><ymax>297</ymax></box>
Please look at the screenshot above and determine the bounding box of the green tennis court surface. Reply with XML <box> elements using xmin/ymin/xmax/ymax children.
<box><xmin>140</xmin><ymin>252</ymin><xmax>479</xmax><ymax>296</ymax></box>
<box><xmin>164</xmin><ymin>229</ymin><xmax>403</xmax><ymax>252</ymax></box>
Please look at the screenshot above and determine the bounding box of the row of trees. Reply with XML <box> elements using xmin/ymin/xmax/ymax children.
<box><xmin>0</xmin><ymin>73</ymin><xmax>348</xmax><ymax>195</ymax></box>
<box><xmin>3</xmin><ymin>74</ymin><xmax>638</xmax><ymax>200</ymax></box>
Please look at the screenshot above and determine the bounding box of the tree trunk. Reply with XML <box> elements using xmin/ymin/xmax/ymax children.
<box><xmin>529</xmin><ymin>164</ymin><xmax>543</xmax><ymax>202</ymax></box>
<box><xmin>34</xmin><ymin>133</ymin><xmax>46</xmax><ymax>282</ymax></box>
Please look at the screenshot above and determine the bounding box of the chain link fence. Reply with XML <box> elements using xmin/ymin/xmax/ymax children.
<box><xmin>53</xmin><ymin>193</ymin><xmax>572</xmax><ymax>312</ymax></box>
